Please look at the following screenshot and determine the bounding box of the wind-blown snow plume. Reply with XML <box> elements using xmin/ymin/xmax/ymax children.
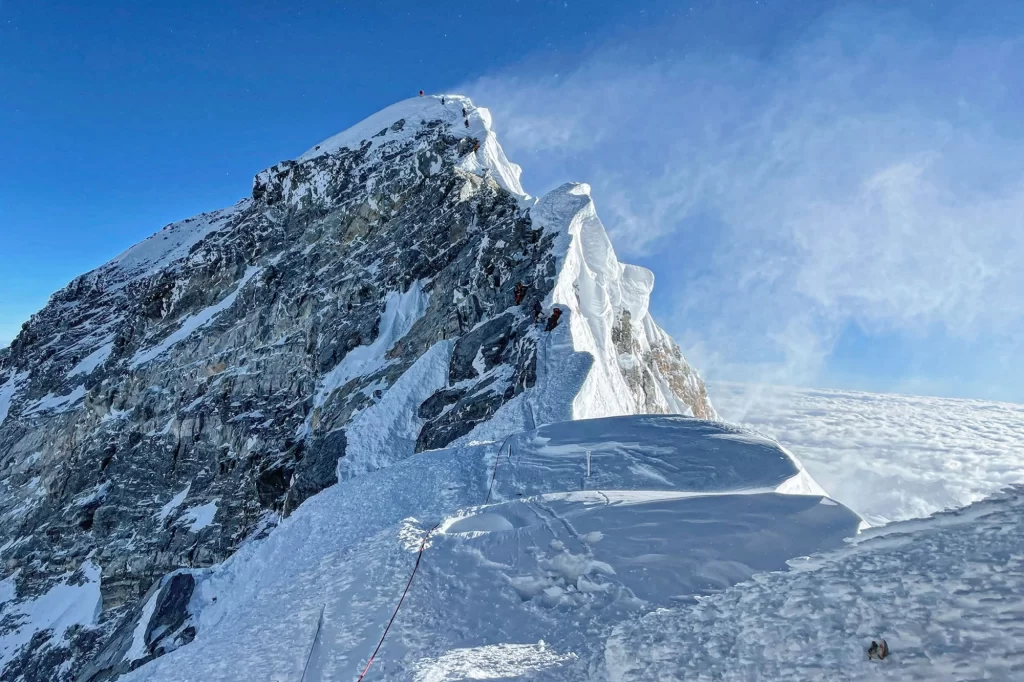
<box><xmin>466</xmin><ymin>3</ymin><xmax>1024</xmax><ymax>398</ymax></box>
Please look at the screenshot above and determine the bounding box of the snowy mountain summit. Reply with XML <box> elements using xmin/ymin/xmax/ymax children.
<box><xmin>0</xmin><ymin>95</ymin><xmax>851</xmax><ymax>681</ymax></box>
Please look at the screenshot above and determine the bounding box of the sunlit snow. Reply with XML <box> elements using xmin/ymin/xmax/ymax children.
<box><xmin>714</xmin><ymin>382</ymin><xmax>1024</xmax><ymax>525</ymax></box>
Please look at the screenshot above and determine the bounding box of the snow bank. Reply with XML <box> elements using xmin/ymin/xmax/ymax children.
<box><xmin>338</xmin><ymin>340</ymin><xmax>452</xmax><ymax>479</ymax></box>
<box><xmin>121</xmin><ymin>415</ymin><xmax>854</xmax><ymax>682</ymax></box>
<box><xmin>607</xmin><ymin>485</ymin><xmax>1024</xmax><ymax>681</ymax></box>
<box><xmin>486</xmin><ymin>414</ymin><xmax>826</xmax><ymax>504</ymax></box>
<box><xmin>125</xmin><ymin>589</ymin><xmax>161</xmax><ymax>664</ymax></box>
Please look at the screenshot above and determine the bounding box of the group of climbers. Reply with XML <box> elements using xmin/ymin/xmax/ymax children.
<box><xmin>420</xmin><ymin>91</ymin><xmax>478</xmax><ymax>146</ymax></box>
<box><xmin>512</xmin><ymin>281</ymin><xmax>561</xmax><ymax>331</ymax></box>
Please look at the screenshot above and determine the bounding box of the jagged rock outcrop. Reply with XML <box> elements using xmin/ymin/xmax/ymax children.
<box><xmin>0</xmin><ymin>95</ymin><xmax>714</xmax><ymax>680</ymax></box>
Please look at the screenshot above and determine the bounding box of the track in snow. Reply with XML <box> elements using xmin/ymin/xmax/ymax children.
<box><xmin>607</xmin><ymin>485</ymin><xmax>1024</xmax><ymax>681</ymax></box>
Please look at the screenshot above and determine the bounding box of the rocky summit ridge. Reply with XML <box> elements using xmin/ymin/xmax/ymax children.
<box><xmin>0</xmin><ymin>94</ymin><xmax>714</xmax><ymax>681</ymax></box>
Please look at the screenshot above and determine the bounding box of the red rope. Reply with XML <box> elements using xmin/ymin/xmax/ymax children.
<box><xmin>356</xmin><ymin>522</ymin><xmax>441</xmax><ymax>681</ymax></box>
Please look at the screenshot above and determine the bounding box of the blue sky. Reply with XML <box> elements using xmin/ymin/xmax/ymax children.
<box><xmin>2</xmin><ymin>1</ymin><xmax>1023</xmax><ymax>401</ymax></box>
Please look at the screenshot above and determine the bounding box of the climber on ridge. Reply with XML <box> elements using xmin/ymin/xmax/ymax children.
<box><xmin>532</xmin><ymin>300</ymin><xmax>544</xmax><ymax>324</ymax></box>
<box><xmin>441</xmin><ymin>96</ymin><xmax>446</xmax><ymax>105</ymax></box>
<box><xmin>545</xmin><ymin>307</ymin><xmax>562</xmax><ymax>331</ymax></box>
<box><xmin>419</xmin><ymin>90</ymin><xmax>425</xmax><ymax>97</ymax></box>
<box><xmin>514</xmin><ymin>282</ymin><xmax>526</xmax><ymax>305</ymax></box>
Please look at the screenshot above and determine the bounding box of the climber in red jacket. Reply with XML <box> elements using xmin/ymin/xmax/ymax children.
<box><xmin>514</xmin><ymin>282</ymin><xmax>526</xmax><ymax>305</ymax></box>
<box><xmin>545</xmin><ymin>307</ymin><xmax>562</xmax><ymax>331</ymax></box>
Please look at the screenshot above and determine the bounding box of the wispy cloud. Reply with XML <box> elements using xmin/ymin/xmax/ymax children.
<box><xmin>465</xmin><ymin>4</ymin><xmax>1024</xmax><ymax>399</ymax></box>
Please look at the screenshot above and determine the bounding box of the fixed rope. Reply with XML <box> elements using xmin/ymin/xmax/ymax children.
<box><xmin>356</xmin><ymin>521</ymin><xmax>441</xmax><ymax>682</ymax></box>
<box><xmin>358</xmin><ymin>435</ymin><xmax>516</xmax><ymax>679</ymax></box>
<box><xmin>483</xmin><ymin>437</ymin><xmax>513</xmax><ymax>504</ymax></box>
<box><xmin>299</xmin><ymin>604</ymin><xmax>325</xmax><ymax>682</ymax></box>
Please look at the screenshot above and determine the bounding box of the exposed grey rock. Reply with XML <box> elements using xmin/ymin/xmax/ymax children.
<box><xmin>76</xmin><ymin>572</ymin><xmax>196</xmax><ymax>682</ymax></box>
<box><xmin>0</xmin><ymin>95</ymin><xmax>714</xmax><ymax>680</ymax></box>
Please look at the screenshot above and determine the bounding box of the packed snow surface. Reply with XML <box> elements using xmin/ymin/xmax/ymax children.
<box><xmin>607</xmin><ymin>484</ymin><xmax>1024</xmax><ymax>681</ymax></box>
<box><xmin>123</xmin><ymin>415</ymin><xmax>858</xmax><ymax>682</ymax></box>
<box><xmin>714</xmin><ymin>382</ymin><xmax>1024</xmax><ymax>525</ymax></box>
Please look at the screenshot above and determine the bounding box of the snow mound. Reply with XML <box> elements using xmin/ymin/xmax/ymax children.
<box><xmin>121</xmin><ymin>415</ymin><xmax>857</xmax><ymax>682</ymax></box>
<box><xmin>607</xmin><ymin>485</ymin><xmax>1024</xmax><ymax>681</ymax></box>
<box><xmin>488</xmin><ymin>415</ymin><xmax>826</xmax><ymax>502</ymax></box>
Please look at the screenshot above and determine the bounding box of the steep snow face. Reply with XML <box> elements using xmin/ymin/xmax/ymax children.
<box><xmin>119</xmin><ymin>416</ymin><xmax>857</xmax><ymax>682</ymax></box>
<box><xmin>608</xmin><ymin>485</ymin><xmax>1024</xmax><ymax>681</ymax></box>
<box><xmin>531</xmin><ymin>183</ymin><xmax>715</xmax><ymax>421</ymax></box>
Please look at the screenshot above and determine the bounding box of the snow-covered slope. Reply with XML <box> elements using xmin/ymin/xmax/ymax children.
<box><xmin>0</xmin><ymin>94</ymin><xmax>714</xmax><ymax>681</ymax></box>
<box><xmin>117</xmin><ymin>416</ymin><xmax>859</xmax><ymax>682</ymax></box>
<box><xmin>713</xmin><ymin>382</ymin><xmax>1024</xmax><ymax>525</ymax></box>
<box><xmin>608</xmin><ymin>484</ymin><xmax>1024</xmax><ymax>681</ymax></box>
<box><xmin>533</xmin><ymin>184</ymin><xmax>714</xmax><ymax>421</ymax></box>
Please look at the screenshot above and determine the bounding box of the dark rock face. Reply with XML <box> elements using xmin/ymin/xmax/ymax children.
<box><xmin>0</xmin><ymin>105</ymin><xmax>555</xmax><ymax>680</ymax></box>
<box><xmin>76</xmin><ymin>572</ymin><xmax>196</xmax><ymax>682</ymax></box>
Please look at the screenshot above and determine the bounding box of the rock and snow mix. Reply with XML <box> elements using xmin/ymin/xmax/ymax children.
<box><xmin>0</xmin><ymin>562</ymin><xmax>102</xmax><ymax>672</ymax></box>
<box><xmin>0</xmin><ymin>92</ymin><xmax>1020</xmax><ymax>682</ymax></box>
<box><xmin>122</xmin><ymin>416</ymin><xmax>860</xmax><ymax>682</ymax></box>
<box><xmin>0</xmin><ymin>93</ymin><xmax>714</xmax><ymax>680</ymax></box>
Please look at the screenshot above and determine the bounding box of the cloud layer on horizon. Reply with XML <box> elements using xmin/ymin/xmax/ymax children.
<box><xmin>464</xmin><ymin>3</ymin><xmax>1024</xmax><ymax>400</ymax></box>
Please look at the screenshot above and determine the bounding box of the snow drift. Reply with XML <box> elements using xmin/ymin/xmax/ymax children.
<box><xmin>121</xmin><ymin>415</ymin><xmax>860</xmax><ymax>682</ymax></box>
